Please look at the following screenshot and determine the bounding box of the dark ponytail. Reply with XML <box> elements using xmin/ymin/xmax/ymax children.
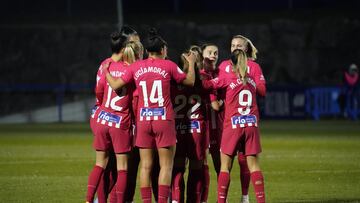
<box><xmin>144</xmin><ymin>28</ymin><xmax>167</xmax><ymax>53</ymax></box>
<box><xmin>110</xmin><ymin>31</ymin><xmax>127</xmax><ymax>54</ymax></box>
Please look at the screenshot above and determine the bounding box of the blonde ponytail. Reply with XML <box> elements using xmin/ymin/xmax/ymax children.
<box><xmin>231</xmin><ymin>49</ymin><xmax>248</xmax><ymax>84</ymax></box>
<box><xmin>122</xmin><ymin>41</ymin><xmax>144</xmax><ymax>64</ymax></box>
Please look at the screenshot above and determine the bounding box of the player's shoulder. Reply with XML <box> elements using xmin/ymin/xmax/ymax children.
<box><xmin>96</xmin><ymin>58</ymin><xmax>112</xmax><ymax>75</ymax></box>
<box><xmin>159</xmin><ymin>59</ymin><xmax>177</xmax><ymax>67</ymax></box>
<box><xmin>100</xmin><ymin>58</ymin><xmax>113</xmax><ymax>66</ymax></box>
<box><xmin>247</xmin><ymin>60</ymin><xmax>261</xmax><ymax>69</ymax></box>
<box><xmin>219</xmin><ymin>59</ymin><xmax>232</xmax><ymax>74</ymax></box>
<box><xmin>219</xmin><ymin>59</ymin><xmax>231</xmax><ymax>68</ymax></box>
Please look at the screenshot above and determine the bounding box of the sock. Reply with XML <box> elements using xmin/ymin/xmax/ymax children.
<box><xmin>251</xmin><ymin>171</ymin><xmax>265</xmax><ymax>203</ymax></box>
<box><xmin>158</xmin><ymin>185</ymin><xmax>170</xmax><ymax>203</ymax></box>
<box><xmin>186</xmin><ymin>169</ymin><xmax>202</xmax><ymax>203</ymax></box>
<box><xmin>125</xmin><ymin>149</ymin><xmax>140</xmax><ymax>202</ymax></box>
<box><xmin>238</xmin><ymin>154</ymin><xmax>250</xmax><ymax>195</ymax></box>
<box><xmin>109</xmin><ymin>168</ymin><xmax>118</xmax><ymax>203</ymax></box>
<box><xmin>86</xmin><ymin>165</ymin><xmax>104</xmax><ymax>202</ymax></box>
<box><xmin>140</xmin><ymin>187</ymin><xmax>152</xmax><ymax>203</ymax></box>
<box><xmin>217</xmin><ymin>171</ymin><xmax>230</xmax><ymax>203</ymax></box>
<box><xmin>116</xmin><ymin>170</ymin><xmax>128</xmax><ymax>203</ymax></box>
<box><xmin>109</xmin><ymin>188</ymin><xmax>117</xmax><ymax>203</ymax></box>
<box><xmin>242</xmin><ymin>195</ymin><xmax>249</xmax><ymax>201</ymax></box>
<box><xmin>96</xmin><ymin>173</ymin><xmax>106</xmax><ymax>203</ymax></box>
<box><xmin>200</xmin><ymin>165</ymin><xmax>210</xmax><ymax>202</ymax></box>
<box><xmin>171</xmin><ymin>168</ymin><xmax>184</xmax><ymax>202</ymax></box>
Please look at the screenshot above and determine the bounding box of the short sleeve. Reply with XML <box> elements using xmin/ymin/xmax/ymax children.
<box><xmin>252</xmin><ymin>63</ymin><xmax>266</xmax><ymax>86</ymax></box>
<box><xmin>250</xmin><ymin>62</ymin><xmax>266</xmax><ymax>96</ymax></box>
<box><xmin>120</xmin><ymin>65</ymin><xmax>134</xmax><ymax>84</ymax></box>
<box><xmin>169</xmin><ymin>61</ymin><xmax>187</xmax><ymax>83</ymax></box>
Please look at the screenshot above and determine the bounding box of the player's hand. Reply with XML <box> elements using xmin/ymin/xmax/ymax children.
<box><xmin>183</xmin><ymin>52</ymin><xmax>196</xmax><ymax>64</ymax></box>
<box><xmin>204</xmin><ymin>57</ymin><xmax>215</xmax><ymax>69</ymax></box>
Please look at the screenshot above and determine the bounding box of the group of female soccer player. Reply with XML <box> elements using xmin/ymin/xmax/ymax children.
<box><xmin>85</xmin><ymin>26</ymin><xmax>266</xmax><ymax>203</ymax></box>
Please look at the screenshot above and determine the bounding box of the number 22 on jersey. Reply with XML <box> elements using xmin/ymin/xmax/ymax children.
<box><xmin>173</xmin><ymin>94</ymin><xmax>201</xmax><ymax>119</ymax></box>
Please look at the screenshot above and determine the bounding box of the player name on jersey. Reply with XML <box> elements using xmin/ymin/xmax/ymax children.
<box><xmin>134</xmin><ymin>66</ymin><xmax>168</xmax><ymax>80</ymax></box>
<box><xmin>229</xmin><ymin>77</ymin><xmax>256</xmax><ymax>90</ymax></box>
<box><xmin>110</xmin><ymin>70</ymin><xmax>125</xmax><ymax>77</ymax></box>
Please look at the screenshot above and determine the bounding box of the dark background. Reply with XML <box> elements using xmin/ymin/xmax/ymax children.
<box><xmin>0</xmin><ymin>0</ymin><xmax>359</xmax><ymax>115</ymax></box>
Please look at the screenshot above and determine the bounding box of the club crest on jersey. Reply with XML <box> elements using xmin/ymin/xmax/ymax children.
<box><xmin>231</xmin><ymin>114</ymin><xmax>257</xmax><ymax>129</ymax></box>
<box><xmin>97</xmin><ymin>110</ymin><xmax>122</xmax><ymax>128</ymax></box>
<box><xmin>140</xmin><ymin>107</ymin><xmax>166</xmax><ymax>121</ymax></box>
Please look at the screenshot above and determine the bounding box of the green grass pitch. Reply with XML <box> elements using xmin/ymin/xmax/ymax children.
<box><xmin>0</xmin><ymin>120</ymin><xmax>360</xmax><ymax>202</ymax></box>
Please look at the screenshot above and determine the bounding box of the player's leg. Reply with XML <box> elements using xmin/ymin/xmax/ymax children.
<box><xmin>209</xmin><ymin>139</ymin><xmax>221</xmax><ymax>177</ymax></box>
<box><xmin>217</xmin><ymin>152</ymin><xmax>234</xmax><ymax>203</ymax></box>
<box><xmin>186</xmin><ymin>159</ymin><xmax>203</xmax><ymax>203</ymax></box>
<box><xmin>86</xmin><ymin>150</ymin><xmax>109</xmax><ymax>203</ymax></box>
<box><xmin>171</xmin><ymin>157</ymin><xmax>186</xmax><ymax>203</ymax></box>
<box><xmin>108</xmin><ymin>164</ymin><xmax>118</xmax><ymax>203</ymax></box>
<box><xmin>139</xmin><ymin>148</ymin><xmax>155</xmax><ymax>203</ymax></box>
<box><xmin>152</xmin><ymin>120</ymin><xmax>177</xmax><ymax>203</ymax></box>
<box><xmin>238</xmin><ymin>152</ymin><xmax>250</xmax><ymax>203</ymax></box>
<box><xmin>125</xmin><ymin>147</ymin><xmax>140</xmax><ymax>203</ymax></box>
<box><xmin>86</xmin><ymin>124</ymin><xmax>111</xmax><ymax>203</ymax></box>
<box><xmin>158</xmin><ymin>146</ymin><xmax>176</xmax><ymax>203</ymax></box>
<box><xmin>171</xmin><ymin>135</ymin><xmax>186</xmax><ymax>203</ymax></box>
<box><xmin>245</xmin><ymin>127</ymin><xmax>265</xmax><ymax>203</ymax></box>
<box><xmin>217</xmin><ymin>127</ymin><xmax>240</xmax><ymax>203</ymax></box>
<box><xmin>152</xmin><ymin>152</ymin><xmax>160</xmax><ymax>202</ymax></box>
<box><xmin>247</xmin><ymin>155</ymin><xmax>265</xmax><ymax>203</ymax></box>
<box><xmin>187</xmin><ymin>122</ymin><xmax>207</xmax><ymax>203</ymax></box>
<box><xmin>115</xmin><ymin>153</ymin><xmax>128</xmax><ymax>203</ymax></box>
<box><xmin>200</xmin><ymin>152</ymin><xmax>210</xmax><ymax>203</ymax></box>
<box><xmin>96</xmin><ymin>151</ymin><xmax>117</xmax><ymax>203</ymax></box>
<box><xmin>201</xmin><ymin>122</ymin><xmax>211</xmax><ymax>203</ymax></box>
<box><xmin>110</xmin><ymin>127</ymin><xmax>132</xmax><ymax>203</ymax></box>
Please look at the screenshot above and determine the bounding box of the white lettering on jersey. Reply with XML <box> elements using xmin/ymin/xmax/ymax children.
<box><xmin>134</xmin><ymin>67</ymin><xmax>169</xmax><ymax>80</ymax></box>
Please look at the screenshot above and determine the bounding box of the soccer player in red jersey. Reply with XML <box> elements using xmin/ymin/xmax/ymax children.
<box><xmin>198</xmin><ymin>43</ymin><xmax>222</xmax><ymax>203</ymax></box>
<box><xmin>171</xmin><ymin>45</ymin><xmax>219</xmax><ymax>203</ymax></box>
<box><xmin>203</xmin><ymin>49</ymin><xmax>266</xmax><ymax>203</ymax></box>
<box><xmin>103</xmin><ymin>28</ymin><xmax>196</xmax><ymax>203</ymax></box>
<box><xmin>86</xmin><ymin>32</ymin><xmax>141</xmax><ymax>203</ymax></box>
<box><xmin>218</xmin><ymin>35</ymin><xmax>266</xmax><ymax>203</ymax></box>
<box><xmin>90</xmin><ymin>26</ymin><xmax>142</xmax><ymax>203</ymax></box>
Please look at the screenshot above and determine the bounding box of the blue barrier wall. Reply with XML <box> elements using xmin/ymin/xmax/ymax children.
<box><xmin>0</xmin><ymin>84</ymin><xmax>358</xmax><ymax>122</ymax></box>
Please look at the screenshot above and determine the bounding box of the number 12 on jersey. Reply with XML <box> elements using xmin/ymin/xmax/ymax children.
<box><xmin>139</xmin><ymin>80</ymin><xmax>164</xmax><ymax>107</ymax></box>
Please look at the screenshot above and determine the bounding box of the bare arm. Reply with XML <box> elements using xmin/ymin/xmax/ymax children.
<box><xmin>182</xmin><ymin>52</ymin><xmax>196</xmax><ymax>86</ymax></box>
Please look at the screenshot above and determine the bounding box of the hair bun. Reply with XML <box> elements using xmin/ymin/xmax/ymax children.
<box><xmin>110</xmin><ymin>31</ymin><xmax>122</xmax><ymax>41</ymax></box>
<box><xmin>148</xmin><ymin>27</ymin><xmax>158</xmax><ymax>37</ymax></box>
